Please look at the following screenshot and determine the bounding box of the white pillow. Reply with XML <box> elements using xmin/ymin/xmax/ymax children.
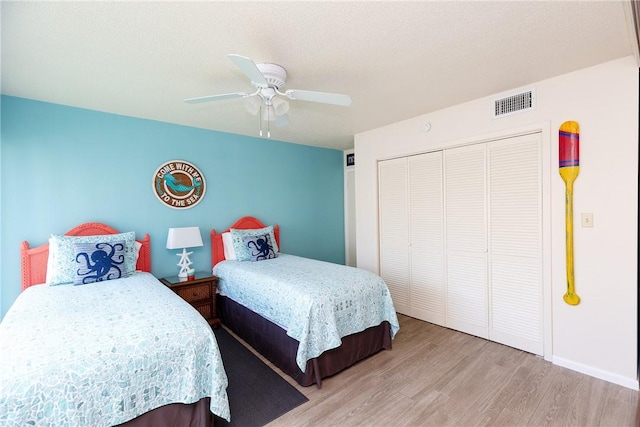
<box><xmin>134</xmin><ymin>240</ymin><xmax>143</xmax><ymax>266</ymax></box>
<box><xmin>222</xmin><ymin>232</ymin><xmax>236</xmax><ymax>260</ymax></box>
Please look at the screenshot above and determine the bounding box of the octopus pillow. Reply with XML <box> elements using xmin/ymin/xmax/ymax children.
<box><xmin>230</xmin><ymin>226</ymin><xmax>279</xmax><ymax>261</ymax></box>
<box><xmin>242</xmin><ymin>234</ymin><xmax>277</xmax><ymax>262</ymax></box>
<box><xmin>73</xmin><ymin>241</ymin><xmax>129</xmax><ymax>285</ymax></box>
<box><xmin>46</xmin><ymin>232</ymin><xmax>136</xmax><ymax>285</ymax></box>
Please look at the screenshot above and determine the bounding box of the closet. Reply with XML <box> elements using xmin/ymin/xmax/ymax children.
<box><xmin>378</xmin><ymin>132</ymin><xmax>543</xmax><ymax>355</ymax></box>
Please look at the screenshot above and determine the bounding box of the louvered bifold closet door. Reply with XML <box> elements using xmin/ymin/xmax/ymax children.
<box><xmin>378</xmin><ymin>158</ymin><xmax>410</xmax><ymax>315</ymax></box>
<box><xmin>408</xmin><ymin>152</ymin><xmax>445</xmax><ymax>325</ymax></box>
<box><xmin>488</xmin><ymin>133</ymin><xmax>543</xmax><ymax>355</ymax></box>
<box><xmin>444</xmin><ymin>144</ymin><xmax>488</xmax><ymax>339</ymax></box>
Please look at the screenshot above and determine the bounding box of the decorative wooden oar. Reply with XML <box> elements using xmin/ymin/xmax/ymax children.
<box><xmin>559</xmin><ymin>121</ymin><xmax>581</xmax><ymax>305</ymax></box>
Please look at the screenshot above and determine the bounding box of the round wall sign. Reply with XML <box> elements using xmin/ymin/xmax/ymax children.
<box><xmin>152</xmin><ymin>160</ymin><xmax>206</xmax><ymax>209</ymax></box>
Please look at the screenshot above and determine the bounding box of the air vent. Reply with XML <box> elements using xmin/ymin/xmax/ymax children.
<box><xmin>493</xmin><ymin>89</ymin><xmax>535</xmax><ymax>118</ymax></box>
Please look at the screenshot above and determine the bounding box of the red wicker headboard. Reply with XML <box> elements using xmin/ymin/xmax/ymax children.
<box><xmin>20</xmin><ymin>222</ymin><xmax>151</xmax><ymax>290</ymax></box>
<box><xmin>210</xmin><ymin>216</ymin><xmax>280</xmax><ymax>268</ymax></box>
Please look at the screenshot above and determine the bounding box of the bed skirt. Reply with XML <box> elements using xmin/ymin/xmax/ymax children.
<box><xmin>217</xmin><ymin>295</ymin><xmax>392</xmax><ymax>388</ymax></box>
<box><xmin>116</xmin><ymin>398</ymin><xmax>212</xmax><ymax>427</ymax></box>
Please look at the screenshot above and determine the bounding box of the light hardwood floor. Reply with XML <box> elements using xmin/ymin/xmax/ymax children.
<box><xmin>237</xmin><ymin>314</ymin><xmax>639</xmax><ymax>427</ymax></box>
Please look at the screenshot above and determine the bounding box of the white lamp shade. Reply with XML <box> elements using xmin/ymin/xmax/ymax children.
<box><xmin>262</xmin><ymin>99</ymin><xmax>290</xmax><ymax>122</ymax></box>
<box><xmin>166</xmin><ymin>226</ymin><xmax>203</xmax><ymax>249</ymax></box>
<box><xmin>271</xmin><ymin>96</ymin><xmax>290</xmax><ymax>116</ymax></box>
<box><xmin>245</xmin><ymin>96</ymin><xmax>261</xmax><ymax>115</ymax></box>
<box><xmin>262</xmin><ymin>106</ymin><xmax>276</xmax><ymax>122</ymax></box>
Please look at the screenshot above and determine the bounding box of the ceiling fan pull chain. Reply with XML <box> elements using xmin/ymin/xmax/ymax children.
<box><xmin>267</xmin><ymin>105</ymin><xmax>271</xmax><ymax>138</ymax></box>
<box><xmin>259</xmin><ymin>106</ymin><xmax>263</xmax><ymax>137</ymax></box>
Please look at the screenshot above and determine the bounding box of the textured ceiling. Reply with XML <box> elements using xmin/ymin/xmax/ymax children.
<box><xmin>1</xmin><ymin>1</ymin><xmax>635</xmax><ymax>151</ymax></box>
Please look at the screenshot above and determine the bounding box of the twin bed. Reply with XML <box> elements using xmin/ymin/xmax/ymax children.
<box><xmin>1</xmin><ymin>223</ymin><xmax>230</xmax><ymax>427</ymax></box>
<box><xmin>210</xmin><ymin>216</ymin><xmax>399</xmax><ymax>388</ymax></box>
<box><xmin>1</xmin><ymin>217</ymin><xmax>399</xmax><ymax>425</ymax></box>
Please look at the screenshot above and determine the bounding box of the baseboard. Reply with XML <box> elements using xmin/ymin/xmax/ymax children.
<box><xmin>553</xmin><ymin>356</ymin><xmax>639</xmax><ymax>390</ymax></box>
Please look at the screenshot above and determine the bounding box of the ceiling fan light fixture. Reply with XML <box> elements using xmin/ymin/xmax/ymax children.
<box><xmin>262</xmin><ymin>106</ymin><xmax>278</xmax><ymax>122</ymax></box>
<box><xmin>245</xmin><ymin>95</ymin><xmax>261</xmax><ymax>115</ymax></box>
<box><xmin>271</xmin><ymin>96</ymin><xmax>290</xmax><ymax>116</ymax></box>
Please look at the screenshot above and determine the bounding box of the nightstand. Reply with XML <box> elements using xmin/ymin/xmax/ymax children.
<box><xmin>160</xmin><ymin>272</ymin><xmax>221</xmax><ymax>328</ymax></box>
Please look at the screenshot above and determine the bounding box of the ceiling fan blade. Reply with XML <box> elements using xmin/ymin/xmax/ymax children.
<box><xmin>228</xmin><ymin>54</ymin><xmax>269</xmax><ymax>88</ymax></box>
<box><xmin>184</xmin><ymin>92</ymin><xmax>249</xmax><ymax>104</ymax></box>
<box><xmin>284</xmin><ymin>89</ymin><xmax>352</xmax><ymax>106</ymax></box>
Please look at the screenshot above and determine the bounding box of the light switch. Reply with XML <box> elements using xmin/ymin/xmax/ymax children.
<box><xmin>581</xmin><ymin>213</ymin><xmax>594</xmax><ymax>228</ymax></box>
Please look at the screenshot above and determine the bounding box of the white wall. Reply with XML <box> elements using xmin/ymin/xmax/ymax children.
<box><xmin>344</xmin><ymin>149</ymin><xmax>357</xmax><ymax>267</ymax></box>
<box><xmin>355</xmin><ymin>56</ymin><xmax>638</xmax><ymax>389</ymax></box>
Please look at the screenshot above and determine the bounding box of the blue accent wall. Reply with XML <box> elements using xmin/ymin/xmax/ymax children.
<box><xmin>0</xmin><ymin>96</ymin><xmax>345</xmax><ymax>319</ymax></box>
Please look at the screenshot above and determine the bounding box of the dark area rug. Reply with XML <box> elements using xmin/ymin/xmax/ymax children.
<box><xmin>213</xmin><ymin>327</ymin><xmax>309</xmax><ymax>427</ymax></box>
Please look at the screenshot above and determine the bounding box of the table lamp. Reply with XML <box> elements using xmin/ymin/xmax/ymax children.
<box><xmin>166</xmin><ymin>226</ymin><xmax>203</xmax><ymax>281</ymax></box>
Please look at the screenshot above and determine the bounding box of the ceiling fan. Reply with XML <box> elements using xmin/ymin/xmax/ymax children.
<box><xmin>185</xmin><ymin>54</ymin><xmax>352</xmax><ymax>137</ymax></box>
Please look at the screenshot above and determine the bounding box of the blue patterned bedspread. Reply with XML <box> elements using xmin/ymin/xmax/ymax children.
<box><xmin>213</xmin><ymin>254</ymin><xmax>399</xmax><ymax>371</ymax></box>
<box><xmin>0</xmin><ymin>272</ymin><xmax>230</xmax><ymax>426</ymax></box>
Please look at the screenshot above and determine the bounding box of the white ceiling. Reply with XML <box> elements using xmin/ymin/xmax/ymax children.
<box><xmin>1</xmin><ymin>1</ymin><xmax>636</xmax><ymax>151</ymax></box>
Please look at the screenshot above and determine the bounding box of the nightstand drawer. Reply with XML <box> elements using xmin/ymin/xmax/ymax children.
<box><xmin>159</xmin><ymin>273</ymin><xmax>220</xmax><ymax>328</ymax></box>
<box><xmin>175</xmin><ymin>282</ymin><xmax>212</xmax><ymax>303</ymax></box>
<box><xmin>192</xmin><ymin>301</ymin><xmax>213</xmax><ymax>320</ymax></box>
